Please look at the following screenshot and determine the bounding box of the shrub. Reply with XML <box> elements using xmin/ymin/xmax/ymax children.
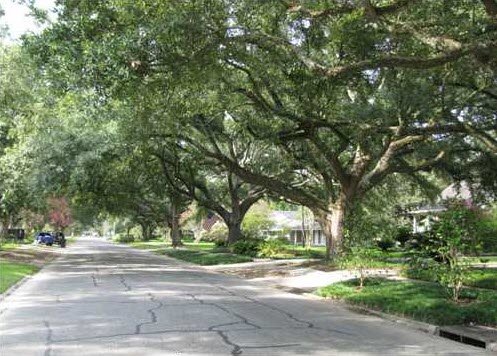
<box><xmin>411</xmin><ymin>202</ymin><xmax>479</xmax><ymax>301</ymax></box>
<box><xmin>201</xmin><ymin>224</ymin><xmax>228</xmax><ymax>243</ymax></box>
<box><xmin>242</xmin><ymin>203</ymin><xmax>274</xmax><ymax>239</ymax></box>
<box><xmin>395</xmin><ymin>226</ymin><xmax>412</xmax><ymax>246</ymax></box>
<box><xmin>339</xmin><ymin>245</ymin><xmax>378</xmax><ymax>288</ymax></box>
<box><xmin>478</xmin><ymin>209</ymin><xmax>497</xmax><ymax>253</ymax></box>
<box><xmin>376</xmin><ymin>239</ymin><xmax>395</xmax><ymax>251</ymax></box>
<box><xmin>214</xmin><ymin>239</ymin><xmax>228</xmax><ymax>248</ymax></box>
<box><xmin>274</xmin><ymin>236</ymin><xmax>291</xmax><ymax>245</ymax></box>
<box><xmin>115</xmin><ymin>234</ymin><xmax>135</xmax><ymax>243</ymax></box>
<box><xmin>230</xmin><ymin>239</ymin><xmax>261</xmax><ymax>257</ymax></box>
<box><xmin>258</xmin><ymin>239</ymin><xmax>288</xmax><ymax>258</ymax></box>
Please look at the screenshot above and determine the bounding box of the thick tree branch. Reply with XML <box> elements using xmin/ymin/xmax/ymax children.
<box><xmin>285</xmin><ymin>0</ymin><xmax>414</xmax><ymax>20</ymax></box>
<box><xmin>306</xmin><ymin>41</ymin><xmax>497</xmax><ymax>79</ymax></box>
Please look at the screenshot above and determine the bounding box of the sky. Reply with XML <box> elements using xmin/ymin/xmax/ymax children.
<box><xmin>0</xmin><ymin>0</ymin><xmax>56</xmax><ymax>43</ymax></box>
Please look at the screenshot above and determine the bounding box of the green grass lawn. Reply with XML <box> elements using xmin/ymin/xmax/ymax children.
<box><xmin>317</xmin><ymin>278</ymin><xmax>497</xmax><ymax>326</ymax></box>
<box><xmin>122</xmin><ymin>237</ymin><xmax>410</xmax><ymax>267</ymax></box>
<box><xmin>121</xmin><ymin>238</ymin><xmax>252</xmax><ymax>265</ymax></box>
<box><xmin>0</xmin><ymin>238</ymin><xmax>35</xmax><ymax>251</ymax></box>
<box><xmin>128</xmin><ymin>239</ymin><xmax>169</xmax><ymax>250</ymax></box>
<box><xmin>404</xmin><ymin>267</ymin><xmax>497</xmax><ymax>290</ymax></box>
<box><xmin>0</xmin><ymin>261</ymin><xmax>39</xmax><ymax>293</ymax></box>
<box><xmin>163</xmin><ymin>249</ymin><xmax>252</xmax><ymax>265</ymax></box>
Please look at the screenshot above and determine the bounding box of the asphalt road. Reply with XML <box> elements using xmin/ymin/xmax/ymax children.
<box><xmin>0</xmin><ymin>238</ymin><xmax>487</xmax><ymax>355</ymax></box>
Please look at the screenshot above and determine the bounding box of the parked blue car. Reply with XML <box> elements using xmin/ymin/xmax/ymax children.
<box><xmin>35</xmin><ymin>232</ymin><xmax>54</xmax><ymax>246</ymax></box>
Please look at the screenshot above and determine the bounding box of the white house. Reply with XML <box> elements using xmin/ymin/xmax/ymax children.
<box><xmin>265</xmin><ymin>210</ymin><xmax>325</xmax><ymax>246</ymax></box>
<box><xmin>406</xmin><ymin>181</ymin><xmax>475</xmax><ymax>233</ymax></box>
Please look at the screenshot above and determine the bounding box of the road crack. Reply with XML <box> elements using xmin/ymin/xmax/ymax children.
<box><xmin>135</xmin><ymin>293</ymin><xmax>164</xmax><ymax>334</ymax></box>
<box><xmin>91</xmin><ymin>274</ymin><xmax>98</xmax><ymax>287</ymax></box>
<box><xmin>186</xmin><ymin>293</ymin><xmax>261</xmax><ymax>330</ymax></box>
<box><xmin>119</xmin><ymin>275</ymin><xmax>132</xmax><ymax>291</ymax></box>
<box><xmin>216</xmin><ymin>286</ymin><xmax>355</xmax><ymax>336</ymax></box>
<box><xmin>216</xmin><ymin>330</ymin><xmax>242</xmax><ymax>355</ymax></box>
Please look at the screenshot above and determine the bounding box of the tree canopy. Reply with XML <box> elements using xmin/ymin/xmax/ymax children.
<box><xmin>0</xmin><ymin>0</ymin><xmax>495</xmax><ymax>257</ymax></box>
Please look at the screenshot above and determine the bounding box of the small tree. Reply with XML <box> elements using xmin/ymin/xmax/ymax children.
<box><xmin>48</xmin><ymin>197</ymin><xmax>73</xmax><ymax>232</ymax></box>
<box><xmin>340</xmin><ymin>244</ymin><xmax>378</xmax><ymax>289</ymax></box>
<box><xmin>340</xmin><ymin>218</ymin><xmax>379</xmax><ymax>289</ymax></box>
<box><xmin>418</xmin><ymin>201</ymin><xmax>480</xmax><ymax>302</ymax></box>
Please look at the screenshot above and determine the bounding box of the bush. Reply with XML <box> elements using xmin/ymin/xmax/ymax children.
<box><xmin>201</xmin><ymin>224</ymin><xmax>228</xmax><ymax>243</ymax></box>
<box><xmin>478</xmin><ymin>211</ymin><xmax>497</xmax><ymax>253</ymax></box>
<box><xmin>214</xmin><ymin>239</ymin><xmax>228</xmax><ymax>248</ymax></box>
<box><xmin>376</xmin><ymin>239</ymin><xmax>395</xmax><ymax>251</ymax></box>
<box><xmin>410</xmin><ymin>202</ymin><xmax>479</xmax><ymax>301</ymax></box>
<box><xmin>395</xmin><ymin>226</ymin><xmax>412</xmax><ymax>246</ymax></box>
<box><xmin>242</xmin><ymin>203</ymin><xmax>274</xmax><ymax>239</ymax></box>
<box><xmin>339</xmin><ymin>245</ymin><xmax>378</xmax><ymax>288</ymax></box>
<box><xmin>115</xmin><ymin>234</ymin><xmax>135</xmax><ymax>243</ymax></box>
<box><xmin>230</xmin><ymin>239</ymin><xmax>261</xmax><ymax>257</ymax></box>
<box><xmin>258</xmin><ymin>239</ymin><xmax>288</xmax><ymax>258</ymax></box>
<box><xmin>274</xmin><ymin>236</ymin><xmax>291</xmax><ymax>245</ymax></box>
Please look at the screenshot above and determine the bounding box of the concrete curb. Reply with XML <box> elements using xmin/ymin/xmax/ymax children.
<box><xmin>277</xmin><ymin>288</ymin><xmax>441</xmax><ymax>335</ymax></box>
<box><xmin>345</xmin><ymin>303</ymin><xmax>439</xmax><ymax>335</ymax></box>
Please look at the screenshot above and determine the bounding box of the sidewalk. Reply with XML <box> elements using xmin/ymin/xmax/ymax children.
<box><xmin>205</xmin><ymin>258</ymin><xmax>400</xmax><ymax>291</ymax></box>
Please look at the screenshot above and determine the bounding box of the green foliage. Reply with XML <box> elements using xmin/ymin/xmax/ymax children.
<box><xmin>410</xmin><ymin>202</ymin><xmax>482</xmax><ymax>301</ymax></box>
<box><xmin>376</xmin><ymin>239</ymin><xmax>395</xmax><ymax>252</ymax></box>
<box><xmin>0</xmin><ymin>261</ymin><xmax>39</xmax><ymax>293</ymax></box>
<box><xmin>395</xmin><ymin>226</ymin><xmax>413</xmax><ymax>247</ymax></box>
<box><xmin>404</xmin><ymin>267</ymin><xmax>497</xmax><ymax>290</ymax></box>
<box><xmin>317</xmin><ymin>278</ymin><xmax>497</xmax><ymax>327</ymax></box>
<box><xmin>230</xmin><ymin>239</ymin><xmax>262</xmax><ymax>257</ymax></box>
<box><xmin>163</xmin><ymin>249</ymin><xmax>252</xmax><ymax>265</ymax></box>
<box><xmin>258</xmin><ymin>239</ymin><xmax>288</xmax><ymax>258</ymax></box>
<box><xmin>242</xmin><ymin>202</ymin><xmax>274</xmax><ymax>239</ymax></box>
<box><xmin>214</xmin><ymin>239</ymin><xmax>228</xmax><ymax>248</ymax></box>
<box><xmin>478</xmin><ymin>207</ymin><xmax>497</xmax><ymax>253</ymax></box>
<box><xmin>201</xmin><ymin>224</ymin><xmax>228</xmax><ymax>243</ymax></box>
<box><xmin>339</xmin><ymin>245</ymin><xmax>379</xmax><ymax>288</ymax></box>
<box><xmin>114</xmin><ymin>233</ymin><xmax>135</xmax><ymax>243</ymax></box>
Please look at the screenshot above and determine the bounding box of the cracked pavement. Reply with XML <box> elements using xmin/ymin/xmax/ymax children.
<box><xmin>0</xmin><ymin>238</ymin><xmax>487</xmax><ymax>355</ymax></box>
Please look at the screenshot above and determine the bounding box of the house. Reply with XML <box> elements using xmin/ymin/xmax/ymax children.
<box><xmin>405</xmin><ymin>181</ymin><xmax>475</xmax><ymax>233</ymax></box>
<box><xmin>265</xmin><ymin>210</ymin><xmax>325</xmax><ymax>246</ymax></box>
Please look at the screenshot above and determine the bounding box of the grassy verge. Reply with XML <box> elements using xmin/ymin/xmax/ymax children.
<box><xmin>0</xmin><ymin>261</ymin><xmax>39</xmax><ymax>293</ymax></box>
<box><xmin>119</xmin><ymin>238</ymin><xmax>253</xmax><ymax>265</ymax></box>
<box><xmin>0</xmin><ymin>238</ymin><xmax>35</xmax><ymax>251</ymax></box>
<box><xmin>163</xmin><ymin>249</ymin><xmax>252</xmax><ymax>265</ymax></box>
<box><xmin>317</xmin><ymin>278</ymin><xmax>497</xmax><ymax>326</ymax></box>
<box><xmin>404</xmin><ymin>267</ymin><xmax>497</xmax><ymax>290</ymax></box>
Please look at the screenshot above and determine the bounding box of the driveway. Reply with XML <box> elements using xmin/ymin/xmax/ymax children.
<box><xmin>0</xmin><ymin>238</ymin><xmax>487</xmax><ymax>355</ymax></box>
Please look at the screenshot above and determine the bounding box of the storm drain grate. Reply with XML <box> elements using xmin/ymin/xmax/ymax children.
<box><xmin>439</xmin><ymin>330</ymin><xmax>486</xmax><ymax>349</ymax></box>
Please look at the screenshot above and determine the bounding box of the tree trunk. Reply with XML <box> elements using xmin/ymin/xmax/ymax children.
<box><xmin>140</xmin><ymin>223</ymin><xmax>149</xmax><ymax>241</ymax></box>
<box><xmin>170</xmin><ymin>202</ymin><xmax>183</xmax><ymax>248</ymax></box>
<box><xmin>316</xmin><ymin>197</ymin><xmax>348</xmax><ymax>260</ymax></box>
<box><xmin>227</xmin><ymin>219</ymin><xmax>243</xmax><ymax>245</ymax></box>
<box><xmin>330</xmin><ymin>200</ymin><xmax>346</xmax><ymax>254</ymax></box>
<box><xmin>301</xmin><ymin>206</ymin><xmax>307</xmax><ymax>248</ymax></box>
<box><xmin>318</xmin><ymin>215</ymin><xmax>333</xmax><ymax>260</ymax></box>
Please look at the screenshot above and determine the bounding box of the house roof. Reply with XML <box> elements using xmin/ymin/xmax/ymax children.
<box><xmin>406</xmin><ymin>181</ymin><xmax>474</xmax><ymax>215</ymax></box>
<box><xmin>440</xmin><ymin>181</ymin><xmax>472</xmax><ymax>201</ymax></box>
